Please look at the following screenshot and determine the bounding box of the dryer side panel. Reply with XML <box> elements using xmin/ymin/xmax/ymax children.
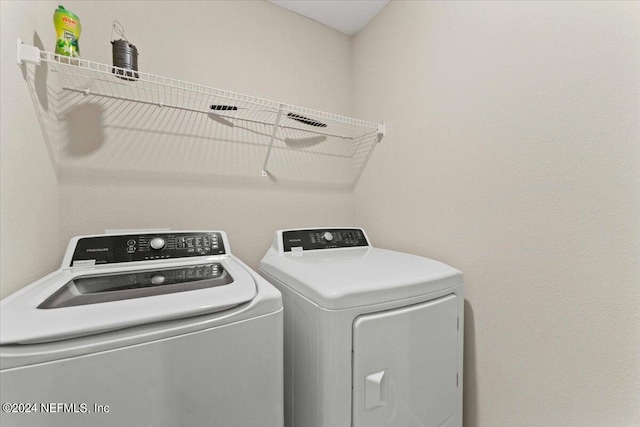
<box><xmin>352</xmin><ymin>294</ymin><xmax>460</xmax><ymax>427</ymax></box>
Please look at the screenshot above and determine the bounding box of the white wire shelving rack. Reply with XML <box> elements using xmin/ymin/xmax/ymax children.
<box><xmin>17</xmin><ymin>39</ymin><xmax>385</xmax><ymax>181</ymax></box>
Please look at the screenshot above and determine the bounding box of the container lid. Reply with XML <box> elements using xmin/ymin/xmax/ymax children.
<box><xmin>55</xmin><ymin>5</ymin><xmax>81</xmax><ymax>23</ymax></box>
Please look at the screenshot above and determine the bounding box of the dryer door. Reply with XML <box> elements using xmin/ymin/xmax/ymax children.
<box><xmin>352</xmin><ymin>294</ymin><xmax>459</xmax><ymax>427</ymax></box>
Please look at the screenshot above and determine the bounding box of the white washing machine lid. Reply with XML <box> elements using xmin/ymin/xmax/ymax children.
<box><xmin>0</xmin><ymin>257</ymin><xmax>256</xmax><ymax>345</ymax></box>
<box><xmin>0</xmin><ymin>231</ymin><xmax>258</xmax><ymax>345</ymax></box>
<box><xmin>260</xmin><ymin>246</ymin><xmax>462</xmax><ymax>310</ymax></box>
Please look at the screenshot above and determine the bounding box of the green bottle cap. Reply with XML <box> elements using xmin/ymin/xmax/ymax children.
<box><xmin>55</xmin><ymin>5</ymin><xmax>80</xmax><ymax>22</ymax></box>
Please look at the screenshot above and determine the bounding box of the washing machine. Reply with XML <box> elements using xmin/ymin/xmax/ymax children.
<box><xmin>259</xmin><ymin>227</ymin><xmax>463</xmax><ymax>427</ymax></box>
<box><xmin>0</xmin><ymin>230</ymin><xmax>283</xmax><ymax>427</ymax></box>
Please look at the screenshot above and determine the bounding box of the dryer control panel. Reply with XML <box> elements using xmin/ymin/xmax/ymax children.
<box><xmin>70</xmin><ymin>232</ymin><xmax>226</xmax><ymax>266</ymax></box>
<box><xmin>282</xmin><ymin>228</ymin><xmax>368</xmax><ymax>252</ymax></box>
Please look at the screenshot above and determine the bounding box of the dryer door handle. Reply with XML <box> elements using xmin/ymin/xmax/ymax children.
<box><xmin>365</xmin><ymin>370</ymin><xmax>387</xmax><ymax>411</ymax></box>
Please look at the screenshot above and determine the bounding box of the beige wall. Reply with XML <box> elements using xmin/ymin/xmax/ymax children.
<box><xmin>1</xmin><ymin>0</ymin><xmax>355</xmax><ymax>298</ymax></box>
<box><xmin>1</xmin><ymin>1</ymin><xmax>60</xmax><ymax>296</ymax></box>
<box><xmin>2</xmin><ymin>1</ymin><xmax>639</xmax><ymax>425</ymax></box>
<box><xmin>352</xmin><ymin>1</ymin><xmax>640</xmax><ymax>426</ymax></box>
<box><xmin>55</xmin><ymin>0</ymin><xmax>355</xmax><ymax>273</ymax></box>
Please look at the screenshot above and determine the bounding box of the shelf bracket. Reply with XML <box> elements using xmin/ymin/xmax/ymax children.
<box><xmin>17</xmin><ymin>38</ymin><xmax>41</xmax><ymax>65</ymax></box>
<box><xmin>261</xmin><ymin>104</ymin><xmax>284</xmax><ymax>177</ymax></box>
<box><xmin>377</xmin><ymin>122</ymin><xmax>386</xmax><ymax>138</ymax></box>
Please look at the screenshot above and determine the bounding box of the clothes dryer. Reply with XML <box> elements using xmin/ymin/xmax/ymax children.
<box><xmin>260</xmin><ymin>227</ymin><xmax>463</xmax><ymax>427</ymax></box>
<box><xmin>0</xmin><ymin>230</ymin><xmax>283</xmax><ymax>427</ymax></box>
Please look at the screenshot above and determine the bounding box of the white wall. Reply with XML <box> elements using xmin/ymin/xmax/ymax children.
<box><xmin>352</xmin><ymin>1</ymin><xmax>640</xmax><ymax>426</ymax></box>
<box><xmin>1</xmin><ymin>1</ymin><xmax>60</xmax><ymax>297</ymax></box>
<box><xmin>0</xmin><ymin>0</ymin><xmax>355</xmax><ymax>298</ymax></box>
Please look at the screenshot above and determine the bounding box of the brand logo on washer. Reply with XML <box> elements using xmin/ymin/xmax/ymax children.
<box><xmin>86</xmin><ymin>248</ymin><xmax>109</xmax><ymax>252</ymax></box>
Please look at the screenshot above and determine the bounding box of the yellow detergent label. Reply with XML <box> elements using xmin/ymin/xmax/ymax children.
<box><xmin>54</xmin><ymin>5</ymin><xmax>81</xmax><ymax>57</ymax></box>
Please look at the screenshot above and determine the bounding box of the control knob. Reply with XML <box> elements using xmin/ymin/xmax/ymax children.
<box><xmin>322</xmin><ymin>232</ymin><xmax>334</xmax><ymax>242</ymax></box>
<box><xmin>151</xmin><ymin>275</ymin><xmax>165</xmax><ymax>285</ymax></box>
<box><xmin>150</xmin><ymin>237</ymin><xmax>166</xmax><ymax>250</ymax></box>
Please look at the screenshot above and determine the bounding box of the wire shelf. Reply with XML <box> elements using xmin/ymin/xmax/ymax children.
<box><xmin>17</xmin><ymin>40</ymin><xmax>384</xmax><ymax>183</ymax></box>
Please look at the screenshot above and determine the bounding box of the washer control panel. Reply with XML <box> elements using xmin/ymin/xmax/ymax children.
<box><xmin>71</xmin><ymin>232</ymin><xmax>225</xmax><ymax>266</ymax></box>
<box><xmin>282</xmin><ymin>228</ymin><xmax>368</xmax><ymax>252</ymax></box>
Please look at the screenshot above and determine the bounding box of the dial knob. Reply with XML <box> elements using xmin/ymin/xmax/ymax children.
<box><xmin>150</xmin><ymin>237</ymin><xmax>166</xmax><ymax>250</ymax></box>
<box><xmin>322</xmin><ymin>232</ymin><xmax>334</xmax><ymax>242</ymax></box>
<box><xmin>151</xmin><ymin>275</ymin><xmax>165</xmax><ymax>285</ymax></box>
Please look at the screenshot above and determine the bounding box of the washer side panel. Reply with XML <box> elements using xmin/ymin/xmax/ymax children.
<box><xmin>0</xmin><ymin>311</ymin><xmax>284</xmax><ymax>427</ymax></box>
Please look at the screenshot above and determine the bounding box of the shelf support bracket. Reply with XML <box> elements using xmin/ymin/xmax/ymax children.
<box><xmin>262</xmin><ymin>104</ymin><xmax>284</xmax><ymax>177</ymax></box>
<box><xmin>377</xmin><ymin>122</ymin><xmax>386</xmax><ymax>138</ymax></box>
<box><xmin>17</xmin><ymin>38</ymin><xmax>41</xmax><ymax>65</ymax></box>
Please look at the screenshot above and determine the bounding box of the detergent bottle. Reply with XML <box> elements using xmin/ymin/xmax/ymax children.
<box><xmin>53</xmin><ymin>5</ymin><xmax>81</xmax><ymax>57</ymax></box>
